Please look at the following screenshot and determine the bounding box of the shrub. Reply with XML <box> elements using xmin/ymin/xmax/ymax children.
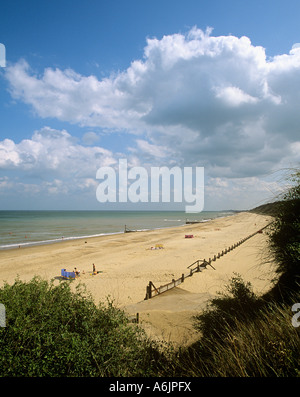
<box><xmin>267</xmin><ymin>169</ymin><xmax>300</xmax><ymax>301</ymax></box>
<box><xmin>0</xmin><ymin>277</ymin><xmax>161</xmax><ymax>377</ymax></box>
<box><xmin>193</xmin><ymin>273</ymin><xmax>263</xmax><ymax>341</ymax></box>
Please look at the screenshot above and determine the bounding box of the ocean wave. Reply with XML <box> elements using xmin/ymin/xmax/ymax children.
<box><xmin>0</xmin><ymin>231</ymin><xmax>124</xmax><ymax>250</ymax></box>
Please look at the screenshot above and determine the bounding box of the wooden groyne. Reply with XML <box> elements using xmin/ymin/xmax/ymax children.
<box><xmin>144</xmin><ymin>223</ymin><xmax>272</xmax><ymax>300</ymax></box>
<box><xmin>124</xmin><ymin>225</ymin><xmax>137</xmax><ymax>233</ymax></box>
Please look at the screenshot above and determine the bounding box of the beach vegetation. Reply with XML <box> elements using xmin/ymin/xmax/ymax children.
<box><xmin>265</xmin><ymin>169</ymin><xmax>300</xmax><ymax>302</ymax></box>
<box><xmin>168</xmin><ymin>290</ymin><xmax>300</xmax><ymax>376</ymax></box>
<box><xmin>192</xmin><ymin>273</ymin><xmax>263</xmax><ymax>341</ymax></box>
<box><xmin>0</xmin><ymin>277</ymin><xmax>163</xmax><ymax>377</ymax></box>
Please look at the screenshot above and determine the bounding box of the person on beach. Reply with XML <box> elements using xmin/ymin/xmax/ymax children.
<box><xmin>74</xmin><ymin>267</ymin><xmax>80</xmax><ymax>277</ymax></box>
<box><xmin>93</xmin><ymin>263</ymin><xmax>96</xmax><ymax>275</ymax></box>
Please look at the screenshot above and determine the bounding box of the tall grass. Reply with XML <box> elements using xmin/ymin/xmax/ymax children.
<box><xmin>168</xmin><ymin>290</ymin><xmax>300</xmax><ymax>377</ymax></box>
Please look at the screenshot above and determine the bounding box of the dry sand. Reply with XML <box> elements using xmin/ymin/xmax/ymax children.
<box><xmin>0</xmin><ymin>211</ymin><xmax>277</xmax><ymax>347</ymax></box>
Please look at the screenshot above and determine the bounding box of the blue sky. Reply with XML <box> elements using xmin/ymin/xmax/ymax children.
<box><xmin>0</xmin><ymin>0</ymin><xmax>299</xmax><ymax>210</ymax></box>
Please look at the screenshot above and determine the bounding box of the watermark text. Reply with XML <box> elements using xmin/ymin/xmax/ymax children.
<box><xmin>0</xmin><ymin>43</ymin><xmax>6</xmax><ymax>67</ymax></box>
<box><xmin>0</xmin><ymin>304</ymin><xmax>6</xmax><ymax>327</ymax></box>
<box><xmin>292</xmin><ymin>303</ymin><xmax>300</xmax><ymax>327</ymax></box>
<box><xmin>96</xmin><ymin>159</ymin><xmax>204</xmax><ymax>213</ymax></box>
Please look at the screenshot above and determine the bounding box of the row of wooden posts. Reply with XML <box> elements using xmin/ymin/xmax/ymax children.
<box><xmin>144</xmin><ymin>223</ymin><xmax>272</xmax><ymax>300</ymax></box>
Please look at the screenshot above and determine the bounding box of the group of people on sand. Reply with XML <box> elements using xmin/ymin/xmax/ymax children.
<box><xmin>71</xmin><ymin>263</ymin><xmax>98</xmax><ymax>277</ymax></box>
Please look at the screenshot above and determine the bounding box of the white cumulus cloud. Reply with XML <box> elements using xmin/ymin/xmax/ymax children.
<box><xmin>2</xmin><ymin>27</ymin><xmax>300</xmax><ymax>209</ymax></box>
<box><xmin>5</xmin><ymin>27</ymin><xmax>300</xmax><ymax>179</ymax></box>
<box><xmin>0</xmin><ymin>126</ymin><xmax>117</xmax><ymax>204</ymax></box>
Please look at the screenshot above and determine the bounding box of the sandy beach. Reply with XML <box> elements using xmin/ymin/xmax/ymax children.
<box><xmin>0</xmin><ymin>211</ymin><xmax>277</xmax><ymax>346</ymax></box>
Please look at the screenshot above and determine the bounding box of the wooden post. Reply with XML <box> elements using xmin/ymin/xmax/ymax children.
<box><xmin>145</xmin><ymin>282</ymin><xmax>152</xmax><ymax>300</ymax></box>
<box><xmin>181</xmin><ymin>273</ymin><xmax>185</xmax><ymax>282</ymax></box>
<box><xmin>149</xmin><ymin>281</ymin><xmax>153</xmax><ymax>299</ymax></box>
<box><xmin>208</xmin><ymin>262</ymin><xmax>216</xmax><ymax>270</ymax></box>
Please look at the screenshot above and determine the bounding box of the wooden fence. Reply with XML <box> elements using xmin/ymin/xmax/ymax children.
<box><xmin>144</xmin><ymin>223</ymin><xmax>272</xmax><ymax>300</ymax></box>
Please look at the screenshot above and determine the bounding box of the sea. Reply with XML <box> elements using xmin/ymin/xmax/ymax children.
<box><xmin>0</xmin><ymin>210</ymin><xmax>237</xmax><ymax>250</ymax></box>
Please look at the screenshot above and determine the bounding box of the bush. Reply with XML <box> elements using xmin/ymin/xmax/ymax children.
<box><xmin>193</xmin><ymin>273</ymin><xmax>263</xmax><ymax>341</ymax></box>
<box><xmin>0</xmin><ymin>277</ymin><xmax>161</xmax><ymax>377</ymax></box>
<box><xmin>267</xmin><ymin>169</ymin><xmax>300</xmax><ymax>301</ymax></box>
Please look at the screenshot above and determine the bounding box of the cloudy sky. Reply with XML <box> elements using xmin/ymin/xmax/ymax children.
<box><xmin>0</xmin><ymin>0</ymin><xmax>299</xmax><ymax>211</ymax></box>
